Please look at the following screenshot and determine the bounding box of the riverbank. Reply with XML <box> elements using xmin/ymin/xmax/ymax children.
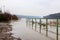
<box><xmin>0</xmin><ymin>23</ymin><xmax>21</xmax><ymax>40</ymax></box>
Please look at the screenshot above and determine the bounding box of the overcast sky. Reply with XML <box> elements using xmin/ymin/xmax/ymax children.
<box><xmin>0</xmin><ymin>0</ymin><xmax>60</xmax><ymax>16</ymax></box>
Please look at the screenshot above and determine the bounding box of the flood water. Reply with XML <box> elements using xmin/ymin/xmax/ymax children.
<box><xmin>7</xmin><ymin>19</ymin><xmax>60</xmax><ymax>40</ymax></box>
<box><xmin>27</xmin><ymin>19</ymin><xmax>60</xmax><ymax>40</ymax></box>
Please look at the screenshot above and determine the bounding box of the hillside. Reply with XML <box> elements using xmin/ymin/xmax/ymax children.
<box><xmin>43</xmin><ymin>13</ymin><xmax>60</xmax><ymax>19</ymax></box>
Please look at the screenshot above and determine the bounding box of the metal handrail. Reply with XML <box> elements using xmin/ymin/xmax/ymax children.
<box><xmin>26</xmin><ymin>18</ymin><xmax>59</xmax><ymax>40</ymax></box>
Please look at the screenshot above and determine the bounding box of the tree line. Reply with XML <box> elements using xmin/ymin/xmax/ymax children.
<box><xmin>0</xmin><ymin>10</ymin><xmax>18</xmax><ymax>22</ymax></box>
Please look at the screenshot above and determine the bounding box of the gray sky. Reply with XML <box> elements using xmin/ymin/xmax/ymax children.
<box><xmin>0</xmin><ymin>0</ymin><xmax>60</xmax><ymax>16</ymax></box>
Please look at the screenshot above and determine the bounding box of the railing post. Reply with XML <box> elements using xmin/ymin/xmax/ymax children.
<box><xmin>27</xmin><ymin>18</ymin><xmax>29</xmax><ymax>25</ymax></box>
<box><xmin>26</xmin><ymin>18</ymin><xmax>27</xmax><ymax>26</ymax></box>
<box><xmin>56</xmin><ymin>18</ymin><xmax>58</xmax><ymax>40</ymax></box>
<box><xmin>32</xmin><ymin>19</ymin><xmax>33</xmax><ymax>29</ymax></box>
<box><xmin>28</xmin><ymin>18</ymin><xmax>29</xmax><ymax>25</ymax></box>
<box><xmin>46</xmin><ymin>18</ymin><xmax>48</xmax><ymax>36</ymax></box>
<box><xmin>39</xmin><ymin>19</ymin><xmax>41</xmax><ymax>33</ymax></box>
<box><xmin>35</xmin><ymin>18</ymin><xmax>37</xmax><ymax>31</ymax></box>
<box><xmin>29</xmin><ymin>18</ymin><xmax>30</xmax><ymax>25</ymax></box>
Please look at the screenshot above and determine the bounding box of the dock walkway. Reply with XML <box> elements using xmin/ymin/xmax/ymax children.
<box><xmin>11</xmin><ymin>19</ymin><xmax>52</xmax><ymax>40</ymax></box>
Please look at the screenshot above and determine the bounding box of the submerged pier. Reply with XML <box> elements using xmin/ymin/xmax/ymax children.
<box><xmin>26</xmin><ymin>18</ymin><xmax>60</xmax><ymax>40</ymax></box>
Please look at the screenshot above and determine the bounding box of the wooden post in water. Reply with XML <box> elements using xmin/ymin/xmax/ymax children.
<box><xmin>26</xmin><ymin>18</ymin><xmax>28</xmax><ymax>26</ymax></box>
<box><xmin>32</xmin><ymin>19</ymin><xmax>33</xmax><ymax>29</ymax></box>
<box><xmin>28</xmin><ymin>18</ymin><xmax>30</xmax><ymax>26</ymax></box>
<box><xmin>35</xmin><ymin>18</ymin><xmax>37</xmax><ymax>31</ymax></box>
<box><xmin>28</xmin><ymin>18</ymin><xmax>30</xmax><ymax>25</ymax></box>
<box><xmin>39</xmin><ymin>19</ymin><xmax>41</xmax><ymax>33</ymax></box>
<box><xmin>56</xmin><ymin>18</ymin><xmax>58</xmax><ymax>40</ymax></box>
<box><xmin>27</xmin><ymin>18</ymin><xmax>29</xmax><ymax>25</ymax></box>
<box><xmin>46</xmin><ymin>18</ymin><xmax>48</xmax><ymax>36</ymax></box>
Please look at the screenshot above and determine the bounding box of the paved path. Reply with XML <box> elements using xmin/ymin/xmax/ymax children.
<box><xmin>11</xmin><ymin>19</ymin><xmax>52</xmax><ymax>40</ymax></box>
